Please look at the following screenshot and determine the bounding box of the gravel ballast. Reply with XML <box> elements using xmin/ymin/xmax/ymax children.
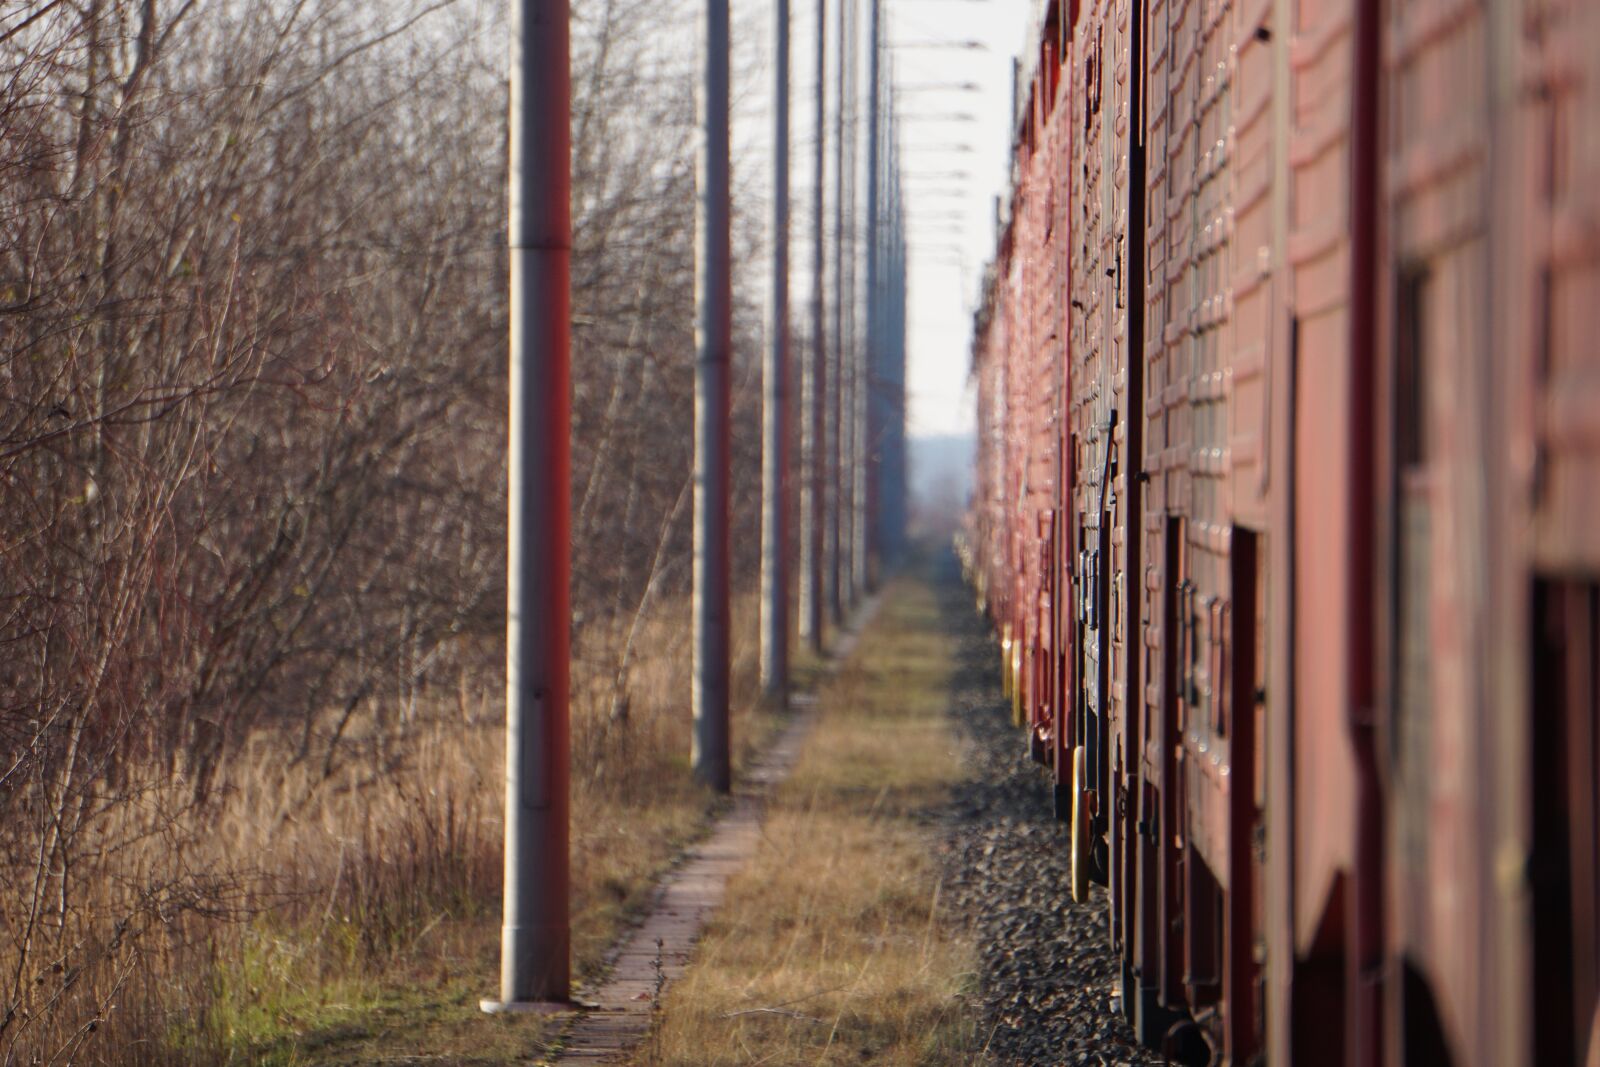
<box><xmin>929</xmin><ymin>556</ymin><xmax>1169</xmax><ymax>1067</ymax></box>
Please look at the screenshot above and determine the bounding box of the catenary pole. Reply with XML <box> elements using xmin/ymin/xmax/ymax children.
<box><xmin>899</xmin><ymin>125</ymin><xmax>908</xmax><ymax>554</ymax></box>
<box><xmin>878</xmin><ymin>90</ymin><xmax>895</xmax><ymax>567</ymax></box>
<box><xmin>892</xmin><ymin>113</ymin><xmax>908</xmax><ymax>559</ymax></box>
<box><xmin>693</xmin><ymin>0</ymin><xmax>733</xmax><ymax>793</ymax></box>
<box><xmin>484</xmin><ymin>0</ymin><xmax>571</xmax><ymax>1011</ymax></box>
<box><xmin>844</xmin><ymin>0</ymin><xmax>863</xmax><ymax>606</ymax></box>
<box><xmin>799</xmin><ymin>0</ymin><xmax>827</xmax><ymax>654</ymax></box>
<box><xmin>826</xmin><ymin>0</ymin><xmax>847</xmax><ymax>624</ymax></box>
<box><xmin>887</xmin><ymin>113</ymin><xmax>906</xmax><ymax>562</ymax></box>
<box><xmin>760</xmin><ymin>0</ymin><xmax>792</xmax><ymax>703</ymax></box>
<box><xmin>829</xmin><ymin>0</ymin><xmax>853</xmax><ymax>623</ymax></box>
<box><xmin>857</xmin><ymin>0</ymin><xmax>880</xmax><ymax>595</ymax></box>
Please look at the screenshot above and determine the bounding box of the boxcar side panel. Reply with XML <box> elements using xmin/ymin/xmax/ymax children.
<box><xmin>1287</xmin><ymin>0</ymin><xmax>1359</xmax><ymax>960</ymax></box>
<box><xmin>1378</xmin><ymin>0</ymin><xmax>1493</xmax><ymax>1055</ymax></box>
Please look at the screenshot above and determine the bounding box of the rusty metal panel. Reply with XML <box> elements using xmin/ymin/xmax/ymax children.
<box><xmin>1025</xmin><ymin>78</ymin><xmax>1068</xmax><ymax>745</ymax></box>
<box><xmin>1522</xmin><ymin>0</ymin><xmax>1600</xmax><ymax>573</ymax></box>
<box><xmin>1052</xmin><ymin>34</ymin><xmax>1079</xmax><ymax>792</ymax></box>
<box><xmin>1492</xmin><ymin>0</ymin><xmax>1600</xmax><ymax>1062</ymax></box>
<box><xmin>1229</xmin><ymin>0</ymin><xmax>1278</xmax><ymax>527</ymax></box>
<box><xmin>1072</xmin><ymin>0</ymin><xmax>1112</xmax><ymax>826</ymax></box>
<box><xmin>1288</xmin><ymin>0</ymin><xmax>1359</xmax><ymax>960</ymax></box>
<box><xmin>1142</xmin><ymin>0</ymin><xmax>1173</xmax><ymax>794</ymax></box>
<box><xmin>1177</xmin><ymin>0</ymin><xmax>1240</xmax><ymax>906</ymax></box>
<box><xmin>1103</xmin><ymin>0</ymin><xmax>1145</xmax><ymax>976</ymax></box>
<box><xmin>1377</xmin><ymin>0</ymin><xmax>1493</xmax><ymax>1042</ymax></box>
<box><xmin>1135</xmin><ymin>0</ymin><xmax>1177</xmax><ymax>1024</ymax></box>
<box><xmin>1024</xmin><ymin>103</ymin><xmax>1059</xmax><ymax>737</ymax></box>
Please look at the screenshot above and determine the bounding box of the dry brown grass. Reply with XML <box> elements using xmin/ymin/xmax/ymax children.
<box><xmin>1</xmin><ymin>592</ymin><xmax>777</xmax><ymax>1067</ymax></box>
<box><xmin>633</xmin><ymin>579</ymin><xmax>982</xmax><ymax>1067</ymax></box>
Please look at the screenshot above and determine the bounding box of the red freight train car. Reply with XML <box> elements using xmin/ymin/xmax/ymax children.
<box><xmin>962</xmin><ymin>0</ymin><xmax>1600</xmax><ymax>1061</ymax></box>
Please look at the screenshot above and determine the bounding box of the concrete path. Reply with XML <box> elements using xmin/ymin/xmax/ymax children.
<box><xmin>550</xmin><ymin>598</ymin><xmax>879</xmax><ymax>1065</ymax></box>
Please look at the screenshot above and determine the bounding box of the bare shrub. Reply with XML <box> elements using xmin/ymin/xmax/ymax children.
<box><xmin>0</xmin><ymin>0</ymin><xmax>770</xmax><ymax>1062</ymax></box>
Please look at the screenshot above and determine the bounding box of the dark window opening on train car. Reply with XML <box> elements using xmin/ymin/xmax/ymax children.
<box><xmin>1085</xmin><ymin>29</ymin><xmax>1101</xmax><ymax>132</ymax></box>
<box><xmin>1391</xmin><ymin>268</ymin><xmax>1440</xmax><ymax>1065</ymax></box>
<box><xmin>1180</xmin><ymin>579</ymin><xmax>1199</xmax><ymax>730</ymax></box>
<box><xmin>1395</xmin><ymin>267</ymin><xmax>1430</xmax><ymax>469</ymax></box>
<box><xmin>1533</xmin><ymin>267</ymin><xmax>1554</xmax><ymax>505</ymax></box>
<box><xmin>1212</xmin><ymin>597</ymin><xmax>1230</xmax><ymax>738</ymax></box>
<box><xmin>1399</xmin><ymin>959</ymin><xmax>1458</xmax><ymax>1067</ymax></box>
<box><xmin>1530</xmin><ymin>581</ymin><xmax>1600</xmax><ymax>1067</ymax></box>
<box><xmin>1163</xmin><ymin>516</ymin><xmax>1183</xmax><ymax>752</ymax></box>
<box><xmin>1391</xmin><ymin>264</ymin><xmax>1431</xmax><ymax>787</ymax></box>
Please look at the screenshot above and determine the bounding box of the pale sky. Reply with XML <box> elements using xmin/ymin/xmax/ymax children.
<box><xmin>734</xmin><ymin>0</ymin><xmax>1036</xmax><ymax>440</ymax></box>
<box><xmin>890</xmin><ymin>0</ymin><xmax>1033</xmax><ymax>438</ymax></box>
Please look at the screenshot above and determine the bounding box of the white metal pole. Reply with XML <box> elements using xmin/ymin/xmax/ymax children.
<box><xmin>800</xmin><ymin>0</ymin><xmax>827</xmax><ymax>654</ymax></box>
<box><xmin>485</xmin><ymin>0</ymin><xmax>571</xmax><ymax>1011</ymax></box>
<box><xmin>761</xmin><ymin>0</ymin><xmax>792</xmax><ymax>702</ymax></box>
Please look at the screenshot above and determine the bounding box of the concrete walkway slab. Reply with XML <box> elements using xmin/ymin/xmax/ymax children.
<box><xmin>549</xmin><ymin>598</ymin><xmax>880</xmax><ymax>1065</ymax></box>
